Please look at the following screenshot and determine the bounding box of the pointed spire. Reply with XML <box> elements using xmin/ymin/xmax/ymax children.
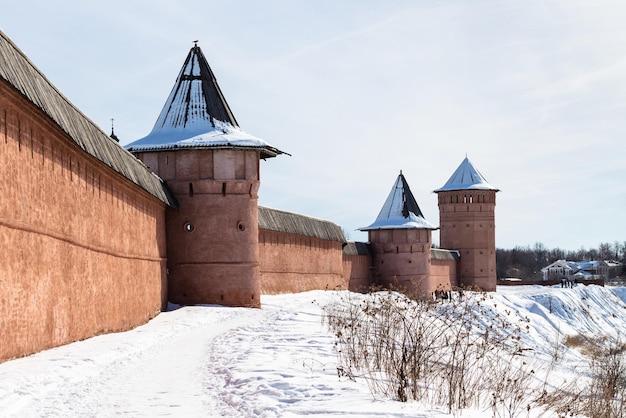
<box><xmin>434</xmin><ymin>157</ymin><xmax>498</xmax><ymax>192</ymax></box>
<box><xmin>152</xmin><ymin>41</ymin><xmax>239</xmax><ymax>131</ymax></box>
<box><xmin>126</xmin><ymin>42</ymin><xmax>286</xmax><ymax>158</ymax></box>
<box><xmin>360</xmin><ymin>172</ymin><xmax>437</xmax><ymax>231</ymax></box>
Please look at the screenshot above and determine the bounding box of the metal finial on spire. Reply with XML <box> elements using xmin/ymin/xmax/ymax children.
<box><xmin>193</xmin><ymin>40</ymin><xmax>199</xmax><ymax>47</ymax></box>
<box><xmin>110</xmin><ymin>118</ymin><xmax>119</xmax><ymax>142</ymax></box>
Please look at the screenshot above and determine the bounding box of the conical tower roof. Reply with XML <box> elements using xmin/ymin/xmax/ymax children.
<box><xmin>126</xmin><ymin>43</ymin><xmax>285</xmax><ymax>158</ymax></box>
<box><xmin>360</xmin><ymin>172</ymin><xmax>437</xmax><ymax>231</ymax></box>
<box><xmin>434</xmin><ymin>157</ymin><xmax>498</xmax><ymax>192</ymax></box>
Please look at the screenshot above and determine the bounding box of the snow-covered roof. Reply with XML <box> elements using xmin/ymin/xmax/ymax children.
<box><xmin>360</xmin><ymin>172</ymin><xmax>437</xmax><ymax>231</ymax></box>
<box><xmin>541</xmin><ymin>260</ymin><xmax>574</xmax><ymax>272</ymax></box>
<box><xmin>434</xmin><ymin>157</ymin><xmax>498</xmax><ymax>192</ymax></box>
<box><xmin>542</xmin><ymin>259</ymin><xmax>615</xmax><ymax>274</ymax></box>
<box><xmin>576</xmin><ymin>261</ymin><xmax>601</xmax><ymax>271</ymax></box>
<box><xmin>126</xmin><ymin>43</ymin><xmax>286</xmax><ymax>159</ymax></box>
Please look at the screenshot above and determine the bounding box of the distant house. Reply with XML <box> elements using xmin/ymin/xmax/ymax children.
<box><xmin>541</xmin><ymin>260</ymin><xmax>575</xmax><ymax>281</ymax></box>
<box><xmin>604</xmin><ymin>260</ymin><xmax>624</xmax><ymax>280</ymax></box>
<box><xmin>541</xmin><ymin>259</ymin><xmax>622</xmax><ymax>282</ymax></box>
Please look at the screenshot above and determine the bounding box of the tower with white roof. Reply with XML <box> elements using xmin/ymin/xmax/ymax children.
<box><xmin>360</xmin><ymin>172</ymin><xmax>438</xmax><ymax>296</ymax></box>
<box><xmin>127</xmin><ymin>43</ymin><xmax>285</xmax><ymax>307</ymax></box>
<box><xmin>434</xmin><ymin>157</ymin><xmax>498</xmax><ymax>291</ymax></box>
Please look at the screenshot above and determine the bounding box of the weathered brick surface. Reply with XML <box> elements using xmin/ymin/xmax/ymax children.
<box><xmin>430</xmin><ymin>258</ymin><xmax>458</xmax><ymax>291</ymax></box>
<box><xmin>342</xmin><ymin>254</ymin><xmax>371</xmax><ymax>293</ymax></box>
<box><xmin>437</xmin><ymin>191</ymin><xmax>497</xmax><ymax>291</ymax></box>
<box><xmin>136</xmin><ymin>149</ymin><xmax>262</xmax><ymax>308</ymax></box>
<box><xmin>259</xmin><ymin>230</ymin><xmax>347</xmax><ymax>294</ymax></box>
<box><xmin>0</xmin><ymin>82</ymin><xmax>167</xmax><ymax>362</ymax></box>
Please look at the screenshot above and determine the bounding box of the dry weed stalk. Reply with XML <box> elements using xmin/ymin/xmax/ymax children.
<box><xmin>324</xmin><ymin>289</ymin><xmax>540</xmax><ymax>416</ymax></box>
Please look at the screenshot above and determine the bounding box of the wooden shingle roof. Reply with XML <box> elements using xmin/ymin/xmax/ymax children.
<box><xmin>0</xmin><ymin>30</ymin><xmax>177</xmax><ymax>208</ymax></box>
<box><xmin>153</xmin><ymin>43</ymin><xmax>240</xmax><ymax>130</ymax></box>
<box><xmin>342</xmin><ymin>241</ymin><xmax>371</xmax><ymax>256</ymax></box>
<box><xmin>125</xmin><ymin>43</ymin><xmax>286</xmax><ymax>159</ymax></box>
<box><xmin>258</xmin><ymin>206</ymin><xmax>346</xmax><ymax>243</ymax></box>
<box><xmin>431</xmin><ymin>249</ymin><xmax>460</xmax><ymax>261</ymax></box>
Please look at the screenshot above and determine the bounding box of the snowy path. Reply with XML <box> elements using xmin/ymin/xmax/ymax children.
<box><xmin>4</xmin><ymin>286</ymin><xmax>622</xmax><ymax>417</ymax></box>
<box><xmin>68</xmin><ymin>307</ymin><xmax>263</xmax><ymax>416</ymax></box>
<box><xmin>0</xmin><ymin>292</ymin><xmax>423</xmax><ymax>418</ymax></box>
<box><xmin>0</xmin><ymin>304</ymin><xmax>261</xmax><ymax>417</ymax></box>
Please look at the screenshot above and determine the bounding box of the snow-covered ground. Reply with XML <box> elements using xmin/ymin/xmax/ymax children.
<box><xmin>1</xmin><ymin>285</ymin><xmax>625</xmax><ymax>417</ymax></box>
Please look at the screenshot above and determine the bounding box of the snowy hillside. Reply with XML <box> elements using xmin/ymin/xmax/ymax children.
<box><xmin>1</xmin><ymin>285</ymin><xmax>625</xmax><ymax>417</ymax></box>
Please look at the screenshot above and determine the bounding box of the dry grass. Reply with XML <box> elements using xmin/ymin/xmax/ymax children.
<box><xmin>564</xmin><ymin>334</ymin><xmax>598</xmax><ymax>356</ymax></box>
<box><xmin>325</xmin><ymin>292</ymin><xmax>626</xmax><ymax>418</ymax></box>
<box><xmin>324</xmin><ymin>289</ymin><xmax>539</xmax><ymax>417</ymax></box>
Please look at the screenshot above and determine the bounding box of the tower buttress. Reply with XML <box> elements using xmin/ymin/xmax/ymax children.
<box><xmin>360</xmin><ymin>172</ymin><xmax>439</xmax><ymax>297</ymax></box>
<box><xmin>435</xmin><ymin>157</ymin><xmax>498</xmax><ymax>291</ymax></box>
<box><xmin>126</xmin><ymin>43</ymin><xmax>285</xmax><ymax>307</ymax></box>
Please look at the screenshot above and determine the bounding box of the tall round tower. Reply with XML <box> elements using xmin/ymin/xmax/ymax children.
<box><xmin>127</xmin><ymin>44</ymin><xmax>285</xmax><ymax>307</ymax></box>
<box><xmin>434</xmin><ymin>157</ymin><xmax>498</xmax><ymax>291</ymax></box>
<box><xmin>360</xmin><ymin>172</ymin><xmax>438</xmax><ymax>297</ymax></box>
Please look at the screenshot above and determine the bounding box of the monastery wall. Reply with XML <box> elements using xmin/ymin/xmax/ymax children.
<box><xmin>429</xmin><ymin>250</ymin><xmax>459</xmax><ymax>291</ymax></box>
<box><xmin>259</xmin><ymin>229</ymin><xmax>347</xmax><ymax>293</ymax></box>
<box><xmin>342</xmin><ymin>254</ymin><xmax>371</xmax><ymax>293</ymax></box>
<box><xmin>341</xmin><ymin>242</ymin><xmax>371</xmax><ymax>293</ymax></box>
<box><xmin>0</xmin><ymin>82</ymin><xmax>168</xmax><ymax>362</ymax></box>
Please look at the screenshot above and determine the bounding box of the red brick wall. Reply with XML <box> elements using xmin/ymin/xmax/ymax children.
<box><xmin>497</xmin><ymin>278</ymin><xmax>605</xmax><ymax>287</ymax></box>
<box><xmin>430</xmin><ymin>258</ymin><xmax>458</xmax><ymax>291</ymax></box>
<box><xmin>342</xmin><ymin>254</ymin><xmax>371</xmax><ymax>293</ymax></box>
<box><xmin>259</xmin><ymin>229</ymin><xmax>346</xmax><ymax>293</ymax></box>
<box><xmin>0</xmin><ymin>81</ymin><xmax>168</xmax><ymax>362</ymax></box>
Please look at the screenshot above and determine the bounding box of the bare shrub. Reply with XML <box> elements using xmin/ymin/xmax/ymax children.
<box><xmin>486</xmin><ymin>357</ymin><xmax>535</xmax><ymax>418</ymax></box>
<box><xmin>323</xmin><ymin>289</ymin><xmax>540</xmax><ymax>416</ymax></box>
<box><xmin>584</xmin><ymin>341</ymin><xmax>626</xmax><ymax>418</ymax></box>
<box><xmin>536</xmin><ymin>378</ymin><xmax>585</xmax><ymax>418</ymax></box>
<box><xmin>536</xmin><ymin>336</ymin><xmax>626</xmax><ymax>418</ymax></box>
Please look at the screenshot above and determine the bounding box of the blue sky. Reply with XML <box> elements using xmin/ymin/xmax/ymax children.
<box><xmin>2</xmin><ymin>0</ymin><xmax>625</xmax><ymax>250</ymax></box>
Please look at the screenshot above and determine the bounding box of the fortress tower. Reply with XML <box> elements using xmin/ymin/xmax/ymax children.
<box><xmin>435</xmin><ymin>157</ymin><xmax>498</xmax><ymax>291</ymax></box>
<box><xmin>360</xmin><ymin>172</ymin><xmax>438</xmax><ymax>297</ymax></box>
<box><xmin>127</xmin><ymin>44</ymin><xmax>285</xmax><ymax>307</ymax></box>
